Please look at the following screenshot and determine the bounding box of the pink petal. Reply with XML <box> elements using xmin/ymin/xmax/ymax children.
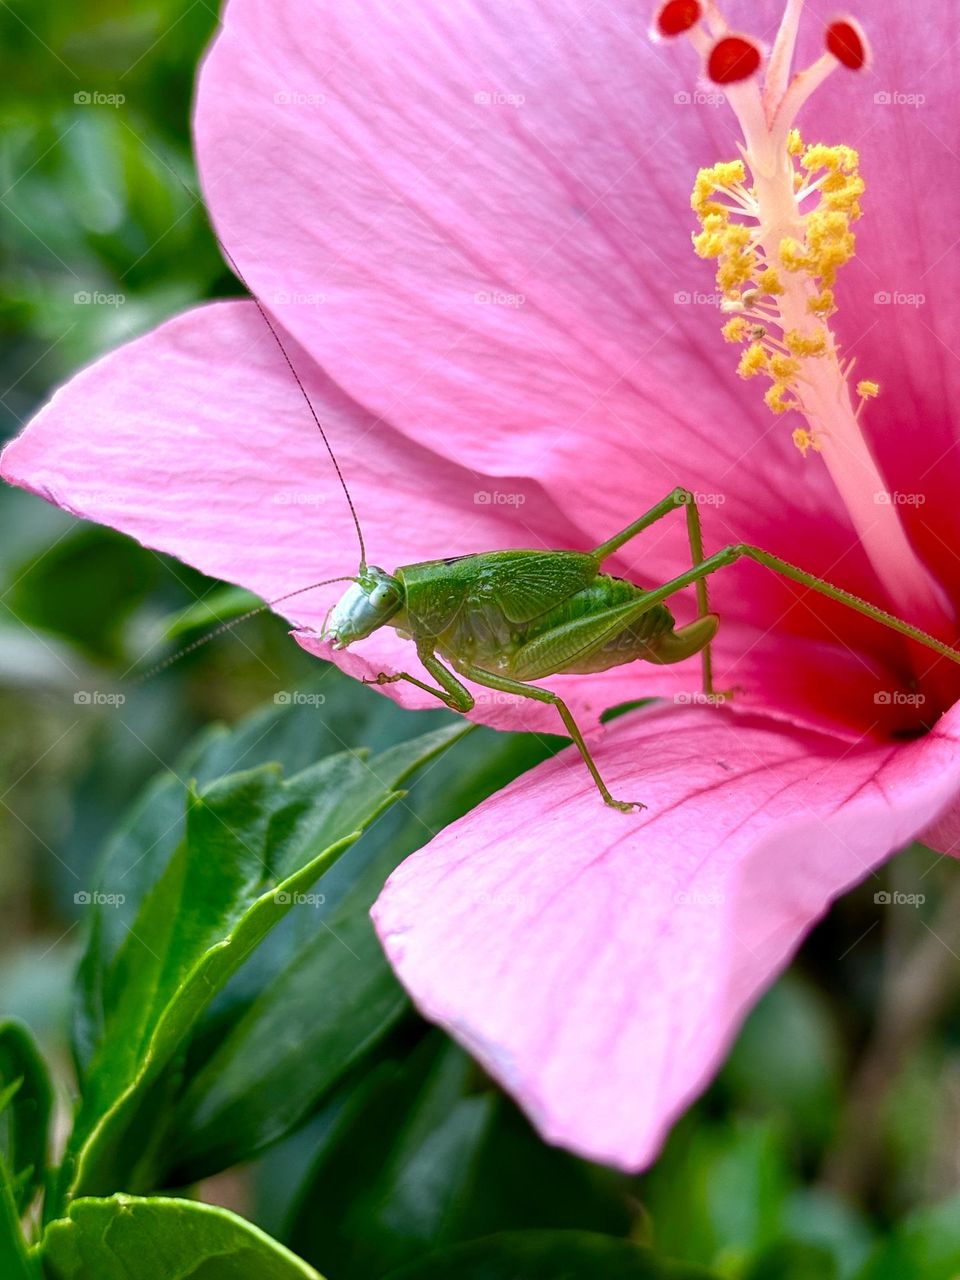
<box><xmin>373</xmin><ymin>701</ymin><xmax>960</xmax><ymax>1170</ymax></box>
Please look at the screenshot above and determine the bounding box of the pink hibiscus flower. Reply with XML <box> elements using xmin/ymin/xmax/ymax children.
<box><xmin>4</xmin><ymin>0</ymin><xmax>960</xmax><ymax>1169</ymax></box>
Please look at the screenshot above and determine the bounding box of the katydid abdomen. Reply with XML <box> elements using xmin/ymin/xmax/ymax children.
<box><xmin>393</xmin><ymin>550</ymin><xmax>719</xmax><ymax>681</ymax></box>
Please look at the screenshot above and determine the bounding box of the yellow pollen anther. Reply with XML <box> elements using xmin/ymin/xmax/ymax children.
<box><xmin>785</xmin><ymin>328</ymin><xmax>828</xmax><ymax>357</ymax></box>
<box><xmin>765</xmin><ymin>382</ymin><xmax>798</xmax><ymax>415</ymax></box>
<box><xmin>721</xmin><ymin>317</ymin><xmax>749</xmax><ymax>343</ymax></box>
<box><xmin>791</xmin><ymin>427</ymin><xmax>822</xmax><ymax>456</ymax></box>
<box><xmin>801</xmin><ymin>143</ymin><xmax>859</xmax><ymax>174</ymax></box>
<box><xmin>857</xmin><ymin>379</ymin><xmax>881</xmax><ymax>399</ymax></box>
<box><xmin>738</xmin><ymin>342</ymin><xmax>769</xmax><ymax>379</ymax></box>
<box><xmin>787</xmin><ymin>129</ymin><xmax>804</xmax><ymax>157</ymax></box>
<box><xmin>770</xmin><ymin>354</ymin><xmax>802</xmax><ymax>381</ymax></box>
<box><xmin>756</xmin><ymin>267</ymin><xmax>785</xmax><ymax>296</ymax></box>
<box><xmin>808</xmin><ymin>288</ymin><xmax>835</xmax><ymax>317</ymax></box>
<box><xmin>779</xmin><ymin>237</ymin><xmax>809</xmax><ymax>272</ymax></box>
<box><xmin>717</xmin><ymin>250</ymin><xmax>758</xmax><ymax>291</ymax></box>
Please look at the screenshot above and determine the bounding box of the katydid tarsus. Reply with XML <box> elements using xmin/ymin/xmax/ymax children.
<box><xmin>165</xmin><ymin>228</ymin><xmax>960</xmax><ymax>813</ymax></box>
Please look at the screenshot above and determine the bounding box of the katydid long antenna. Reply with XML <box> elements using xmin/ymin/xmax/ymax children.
<box><xmin>173</xmin><ymin>168</ymin><xmax>368</xmax><ymax>571</ymax></box>
<box><xmin>130</xmin><ymin>575</ymin><xmax>357</xmax><ymax>684</ymax></box>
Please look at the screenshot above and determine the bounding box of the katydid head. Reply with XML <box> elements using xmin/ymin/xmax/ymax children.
<box><xmin>323</xmin><ymin>566</ymin><xmax>403</xmax><ymax>649</ymax></box>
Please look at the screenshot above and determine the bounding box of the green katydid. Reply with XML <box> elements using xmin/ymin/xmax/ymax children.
<box><xmin>168</xmin><ymin>235</ymin><xmax>960</xmax><ymax>813</ymax></box>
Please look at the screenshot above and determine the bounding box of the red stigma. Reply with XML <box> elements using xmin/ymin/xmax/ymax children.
<box><xmin>656</xmin><ymin>0</ymin><xmax>701</xmax><ymax>37</ymax></box>
<box><xmin>707</xmin><ymin>35</ymin><xmax>762</xmax><ymax>85</ymax></box>
<box><xmin>826</xmin><ymin>18</ymin><xmax>868</xmax><ymax>70</ymax></box>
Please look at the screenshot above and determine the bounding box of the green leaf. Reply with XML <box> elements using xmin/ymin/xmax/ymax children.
<box><xmin>855</xmin><ymin>1193</ymin><xmax>960</xmax><ymax>1280</ymax></box>
<box><xmin>164</xmin><ymin>858</ymin><xmax>408</xmax><ymax>1181</ymax></box>
<box><xmin>73</xmin><ymin>671</ymin><xmax>457</xmax><ymax>1063</ymax></box>
<box><xmin>152</xmin><ymin>708</ymin><xmax>562</xmax><ymax>1184</ymax></box>
<box><xmin>59</xmin><ymin>723</ymin><xmax>466</xmax><ymax>1207</ymax></box>
<box><xmin>156</xmin><ymin>586</ymin><xmax>263</xmax><ymax>642</ymax></box>
<box><xmin>742</xmin><ymin>1241</ymin><xmax>839</xmax><ymax>1280</ymax></box>
<box><xmin>721</xmin><ymin>976</ymin><xmax>842</xmax><ymax>1152</ymax></box>
<box><xmin>41</xmin><ymin>1195</ymin><xmax>323</xmax><ymax>1280</ymax></box>
<box><xmin>379</xmin><ymin>1232</ymin><xmax>718</xmax><ymax>1279</ymax></box>
<box><xmin>641</xmin><ymin>1116</ymin><xmax>793</xmax><ymax>1269</ymax></box>
<box><xmin>0</xmin><ymin>1161</ymin><xmax>38</xmax><ymax>1280</ymax></box>
<box><xmin>287</xmin><ymin>1037</ymin><xmax>633</xmax><ymax>1280</ymax></box>
<box><xmin>0</xmin><ymin>1020</ymin><xmax>53</xmax><ymax>1215</ymax></box>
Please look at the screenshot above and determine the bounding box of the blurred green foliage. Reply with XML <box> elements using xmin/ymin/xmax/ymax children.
<box><xmin>2</xmin><ymin>0</ymin><xmax>960</xmax><ymax>1277</ymax></box>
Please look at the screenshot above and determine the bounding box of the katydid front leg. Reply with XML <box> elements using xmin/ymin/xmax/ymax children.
<box><xmin>363</xmin><ymin>644</ymin><xmax>475</xmax><ymax>713</ymax></box>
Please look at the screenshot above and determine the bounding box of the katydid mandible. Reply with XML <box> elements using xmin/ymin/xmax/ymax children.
<box><xmin>201</xmin><ymin>237</ymin><xmax>960</xmax><ymax>814</ymax></box>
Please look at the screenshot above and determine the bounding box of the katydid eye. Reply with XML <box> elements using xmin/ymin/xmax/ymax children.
<box><xmin>370</xmin><ymin>582</ymin><xmax>399</xmax><ymax>608</ymax></box>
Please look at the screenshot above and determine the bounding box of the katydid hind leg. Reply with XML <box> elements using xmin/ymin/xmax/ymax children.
<box><xmin>455</xmin><ymin>660</ymin><xmax>645</xmax><ymax>813</ymax></box>
<box><xmin>590</xmin><ymin>488</ymin><xmax>720</xmax><ymax>695</ymax></box>
<box><xmin>642</xmin><ymin>543</ymin><xmax>960</xmax><ymax>673</ymax></box>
